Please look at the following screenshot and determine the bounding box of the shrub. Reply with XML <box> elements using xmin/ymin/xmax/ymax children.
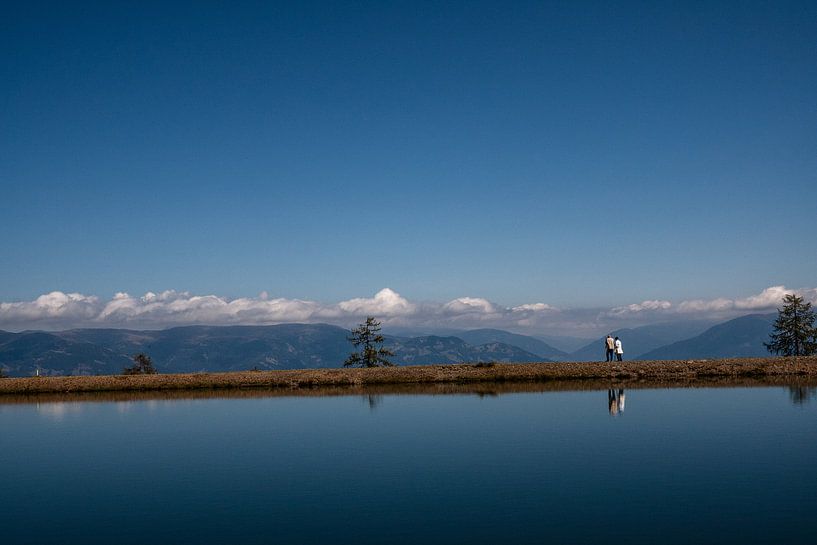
<box><xmin>123</xmin><ymin>353</ymin><xmax>158</xmax><ymax>375</ymax></box>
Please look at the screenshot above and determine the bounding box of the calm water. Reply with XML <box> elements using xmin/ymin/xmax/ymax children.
<box><xmin>2</xmin><ymin>386</ymin><xmax>816</xmax><ymax>545</ymax></box>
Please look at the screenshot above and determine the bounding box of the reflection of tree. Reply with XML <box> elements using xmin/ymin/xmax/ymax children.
<box><xmin>789</xmin><ymin>387</ymin><xmax>817</xmax><ymax>405</ymax></box>
<box><xmin>366</xmin><ymin>395</ymin><xmax>383</xmax><ymax>410</ymax></box>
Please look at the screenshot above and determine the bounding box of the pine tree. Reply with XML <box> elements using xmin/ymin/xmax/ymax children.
<box><xmin>764</xmin><ymin>294</ymin><xmax>817</xmax><ymax>356</ymax></box>
<box><xmin>344</xmin><ymin>317</ymin><xmax>395</xmax><ymax>367</ymax></box>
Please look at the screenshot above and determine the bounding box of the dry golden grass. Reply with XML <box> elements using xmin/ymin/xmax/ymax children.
<box><xmin>1</xmin><ymin>356</ymin><xmax>816</xmax><ymax>398</ymax></box>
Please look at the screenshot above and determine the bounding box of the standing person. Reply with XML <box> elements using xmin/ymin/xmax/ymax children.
<box><xmin>614</xmin><ymin>336</ymin><xmax>623</xmax><ymax>362</ymax></box>
<box><xmin>605</xmin><ymin>334</ymin><xmax>615</xmax><ymax>362</ymax></box>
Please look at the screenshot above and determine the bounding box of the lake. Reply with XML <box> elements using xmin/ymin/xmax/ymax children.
<box><xmin>2</xmin><ymin>385</ymin><xmax>816</xmax><ymax>544</ymax></box>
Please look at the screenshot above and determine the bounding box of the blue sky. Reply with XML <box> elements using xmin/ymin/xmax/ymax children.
<box><xmin>2</xmin><ymin>1</ymin><xmax>815</xmax><ymax>324</ymax></box>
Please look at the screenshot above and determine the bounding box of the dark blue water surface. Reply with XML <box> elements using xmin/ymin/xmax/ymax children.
<box><xmin>2</xmin><ymin>386</ymin><xmax>816</xmax><ymax>545</ymax></box>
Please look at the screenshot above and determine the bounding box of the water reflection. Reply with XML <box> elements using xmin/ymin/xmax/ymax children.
<box><xmin>365</xmin><ymin>394</ymin><xmax>383</xmax><ymax>411</ymax></box>
<box><xmin>3</xmin><ymin>379</ymin><xmax>817</xmax><ymax>411</ymax></box>
<box><xmin>607</xmin><ymin>389</ymin><xmax>626</xmax><ymax>416</ymax></box>
<box><xmin>789</xmin><ymin>386</ymin><xmax>817</xmax><ymax>405</ymax></box>
<box><xmin>34</xmin><ymin>401</ymin><xmax>93</xmax><ymax>421</ymax></box>
<box><xmin>2</xmin><ymin>384</ymin><xmax>815</xmax><ymax>545</ymax></box>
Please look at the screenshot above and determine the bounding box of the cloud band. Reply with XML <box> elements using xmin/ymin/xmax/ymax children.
<box><xmin>1</xmin><ymin>285</ymin><xmax>814</xmax><ymax>335</ymax></box>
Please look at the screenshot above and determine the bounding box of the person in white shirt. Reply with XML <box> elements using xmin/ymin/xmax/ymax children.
<box><xmin>614</xmin><ymin>337</ymin><xmax>623</xmax><ymax>361</ymax></box>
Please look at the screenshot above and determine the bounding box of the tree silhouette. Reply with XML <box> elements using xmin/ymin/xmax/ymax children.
<box><xmin>123</xmin><ymin>353</ymin><xmax>158</xmax><ymax>375</ymax></box>
<box><xmin>764</xmin><ymin>294</ymin><xmax>817</xmax><ymax>356</ymax></box>
<box><xmin>344</xmin><ymin>317</ymin><xmax>395</xmax><ymax>367</ymax></box>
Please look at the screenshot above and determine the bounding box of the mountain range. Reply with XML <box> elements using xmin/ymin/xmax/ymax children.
<box><xmin>0</xmin><ymin>324</ymin><xmax>544</xmax><ymax>377</ymax></box>
<box><xmin>637</xmin><ymin>313</ymin><xmax>776</xmax><ymax>360</ymax></box>
<box><xmin>569</xmin><ymin>319</ymin><xmax>718</xmax><ymax>362</ymax></box>
<box><xmin>452</xmin><ymin>329</ymin><xmax>568</xmax><ymax>359</ymax></box>
<box><xmin>0</xmin><ymin>313</ymin><xmax>780</xmax><ymax>376</ymax></box>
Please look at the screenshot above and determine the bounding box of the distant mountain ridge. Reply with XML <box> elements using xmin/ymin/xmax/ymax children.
<box><xmin>533</xmin><ymin>334</ymin><xmax>595</xmax><ymax>354</ymax></box>
<box><xmin>569</xmin><ymin>320</ymin><xmax>717</xmax><ymax>361</ymax></box>
<box><xmin>0</xmin><ymin>313</ymin><xmax>782</xmax><ymax>376</ymax></box>
<box><xmin>637</xmin><ymin>313</ymin><xmax>776</xmax><ymax>360</ymax></box>
<box><xmin>453</xmin><ymin>329</ymin><xmax>567</xmax><ymax>359</ymax></box>
<box><xmin>384</xmin><ymin>327</ymin><xmax>585</xmax><ymax>355</ymax></box>
<box><xmin>385</xmin><ymin>335</ymin><xmax>544</xmax><ymax>365</ymax></box>
<box><xmin>0</xmin><ymin>324</ymin><xmax>549</xmax><ymax>377</ymax></box>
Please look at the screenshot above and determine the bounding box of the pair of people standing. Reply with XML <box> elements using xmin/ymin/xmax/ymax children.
<box><xmin>605</xmin><ymin>334</ymin><xmax>623</xmax><ymax>362</ymax></box>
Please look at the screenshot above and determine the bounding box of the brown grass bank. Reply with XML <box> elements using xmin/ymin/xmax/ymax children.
<box><xmin>1</xmin><ymin>356</ymin><xmax>816</xmax><ymax>397</ymax></box>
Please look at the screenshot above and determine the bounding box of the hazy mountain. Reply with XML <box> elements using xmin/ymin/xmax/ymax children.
<box><xmin>0</xmin><ymin>325</ymin><xmax>547</xmax><ymax>376</ymax></box>
<box><xmin>0</xmin><ymin>314</ymin><xmax>780</xmax><ymax>376</ymax></box>
<box><xmin>382</xmin><ymin>326</ymin><xmax>467</xmax><ymax>338</ymax></box>
<box><xmin>637</xmin><ymin>313</ymin><xmax>776</xmax><ymax>360</ymax></box>
<box><xmin>454</xmin><ymin>329</ymin><xmax>567</xmax><ymax>359</ymax></box>
<box><xmin>90</xmin><ymin>324</ymin><xmax>353</xmax><ymax>373</ymax></box>
<box><xmin>0</xmin><ymin>324</ymin><xmax>353</xmax><ymax>376</ymax></box>
<box><xmin>0</xmin><ymin>331</ymin><xmax>132</xmax><ymax>376</ymax></box>
<box><xmin>570</xmin><ymin>320</ymin><xmax>717</xmax><ymax>361</ymax></box>
<box><xmin>386</xmin><ymin>327</ymin><xmax>572</xmax><ymax>359</ymax></box>
<box><xmin>533</xmin><ymin>334</ymin><xmax>595</xmax><ymax>354</ymax></box>
<box><xmin>385</xmin><ymin>335</ymin><xmax>546</xmax><ymax>365</ymax></box>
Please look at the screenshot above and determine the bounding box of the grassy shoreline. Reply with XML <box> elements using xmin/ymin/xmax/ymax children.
<box><xmin>1</xmin><ymin>356</ymin><xmax>816</xmax><ymax>396</ymax></box>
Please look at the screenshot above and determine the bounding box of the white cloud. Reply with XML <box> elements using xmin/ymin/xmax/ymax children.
<box><xmin>0</xmin><ymin>291</ymin><xmax>99</xmax><ymax>326</ymax></box>
<box><xmin>608</xmin><ymin>300</ymin><xmax>672</xmax><ymax>316</ymax></box>
<box><xmin>441</xmin><ymin>297</ymin><xmax>500</xmax><ymax>315</ymax></box>
<box><xmin>676</xmin><ymin>286</ymin><xmax>817</xmax><ymax>314</ymax></box>
<box><xmin>0</xmin><ymin>288</ymin><xmax>563</xmax><ymax>332</ymax></box>
<box><xmin>512</xmin><ymin>303</ymin><xmax>557</xmax><ymax>312</ymax></box>
<box><xmin>734</xmin><ymin>285</ymin><xmax>808</xmax><ymax>310</ymax></box>
<box><xmin>85</xmin><ymin>289</ymin><xmax>324</xmax><ymax>327</ymax></box>
<box><xmin>676</xmin><ymin>297</ymin><xmax>734</xmax><ymax>313</ymax></box>
<box><xmin>0</xmin><ymin>284</ymin><xmax>814</xmax><ymax>336</ymax></box>
<box><xmin>337</xmin><ymin>288</ymin><xmax>415</xmax><ymax>316</ymax></box>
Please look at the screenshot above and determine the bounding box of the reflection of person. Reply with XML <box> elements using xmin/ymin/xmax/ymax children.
<box><xmin>607</xmin><ymin>389</ymin><xmax>626</xmax><ymax>416</ymax></box>
<box><xmin>608</xmin><ymin>389</ymin><xmax>618</xmax><ymax>415</ymax></box>
<box><xmin>614</xmin><ymin>337</ymin><xmax>623</xmax><ymax>361</ymax></box>
<box><xmin>605</xmin><ymin>335</ymin><xmax>615</xmax><ymax>362</ymax></box>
